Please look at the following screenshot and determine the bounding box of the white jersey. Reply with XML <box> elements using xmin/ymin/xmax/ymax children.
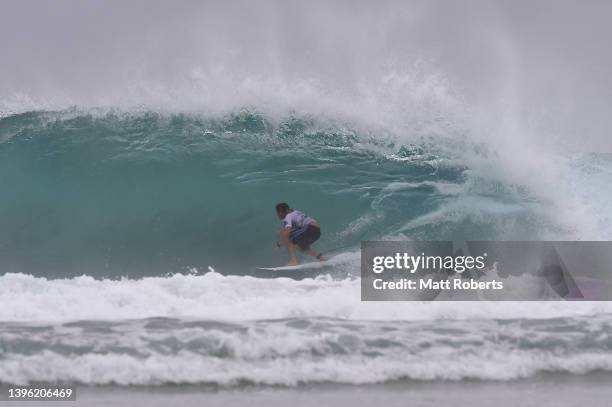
<box><xmin>282</xmin><ymin>210</ymin><xmax>316</xmax><ymax>230</ymax></box>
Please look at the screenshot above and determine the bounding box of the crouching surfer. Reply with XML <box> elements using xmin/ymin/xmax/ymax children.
<box><xmin>273</xmin><ymin>202</ymin><xmax>324</xmax><ymax>266</ymax></box>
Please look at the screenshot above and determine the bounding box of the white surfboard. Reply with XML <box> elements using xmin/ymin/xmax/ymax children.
<box><xmin>257</xmin><ymin>255</ymin><xmax>343</xmax><ymax>271</ymax></box>
<box><xmin>256</xmin><ymin>261</ymin><xmax>323</xmax><ymax>271</ymax></box>
<box><xmin>253</xmin><ymin>252</ymin><xmax>359</xmax><ymax>279</ymax></box>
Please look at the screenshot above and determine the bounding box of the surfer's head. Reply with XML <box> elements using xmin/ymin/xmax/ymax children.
<box><xmin>275</xmin><ymin>202</ymin><xmax>291</xmax><ymax>219</ymax></box>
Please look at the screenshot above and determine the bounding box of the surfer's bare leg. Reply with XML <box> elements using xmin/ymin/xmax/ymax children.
<box><xmin>278</xmin><ymin>230</ymin><xmax>298</xmax><ymax>266</ymax></box>
<box><xmin>285</xmin><ymin>241</ymin><xmax>298</xmax><ymax>266</ymax></box>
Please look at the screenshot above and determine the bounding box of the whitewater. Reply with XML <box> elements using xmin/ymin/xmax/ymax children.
<box><xmin>1</xmin><ymin>92</ymin><xmax>612</xmax><ymax>388</ymax></box>
<box><xmin>1</xmin><ymin>0</ymin><xmax>612</xmax><ymax>395</ymax></box>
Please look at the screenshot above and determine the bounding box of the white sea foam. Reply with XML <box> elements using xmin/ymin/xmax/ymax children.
<box><xmin>2</xmin><ymin>310</ymin><xmax>612</xmax><ymax>386</ymax></box>
<box><xmin>2</xmin><ymin>348</ymin><xmax>612</xmax><ymax>386</ymax></box>
<box><xmin>1</xmin><ymin>272</ymin><xmax>611</xmax><ymax>323</ymax></box>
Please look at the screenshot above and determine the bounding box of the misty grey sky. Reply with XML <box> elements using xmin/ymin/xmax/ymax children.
<box><xmin>1</xmin><ymin>0</ymin><xmax>611</xmax><ymax>150</ymax></box>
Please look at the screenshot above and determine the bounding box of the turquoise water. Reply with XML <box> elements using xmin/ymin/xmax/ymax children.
<box><xmin>2</xmin><ymin>0</ymin><xmax>612</xmax><ymax>391</ymax></box>
<box><xmin>1</xmin><ymin>108</ymin><xmax>612</xmax><ymax>387</ymax></box>
<box><xmin>0</xmin><ymin>109</ymin><xmax>562</xmax><ymax>277</ymax></box>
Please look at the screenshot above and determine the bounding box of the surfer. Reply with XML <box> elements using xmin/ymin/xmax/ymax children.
<box><xmin>273</xmin><ymin>203</ymin><xmax>324</xmax><ymax>266</ymax></box>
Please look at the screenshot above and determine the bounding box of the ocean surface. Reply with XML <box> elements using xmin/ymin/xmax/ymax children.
<box><xmin>0</xmin><ymin>108</ymin><xmax>611</xmax><ymax>394</ymax></box>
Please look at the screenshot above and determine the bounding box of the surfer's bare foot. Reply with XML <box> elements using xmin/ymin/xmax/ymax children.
<box><xmin>286</xmin><ymin>260</ymin><xmax>298</xmax><ymax>266</ymax></box>
<box><xmin>306</xmin><ymin>249</ymin><xmax>324</xmax><ymax>261</ymax></box>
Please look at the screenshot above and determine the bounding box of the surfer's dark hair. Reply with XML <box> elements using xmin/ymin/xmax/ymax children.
<box><xmin>275</xmin><ymin>202</ymin><xmax>290</xmax><ymax>214</ymax></box>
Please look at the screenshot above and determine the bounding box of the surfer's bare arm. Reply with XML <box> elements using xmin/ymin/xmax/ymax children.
<box><xmin>278</xmin><ymin>228</ymin><xmax>291</xmax><ymax>245</ymax></box>
<box><xmin>274</xmin><ymin>228</ymin><xmax>290</xmax><ymax>249</ymax></box>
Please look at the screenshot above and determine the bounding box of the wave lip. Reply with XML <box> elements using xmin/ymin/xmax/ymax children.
<box><xmin>2</xmin><ymin>109</ymin><xmax>611</xmax><ymax>279</ymax></box>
